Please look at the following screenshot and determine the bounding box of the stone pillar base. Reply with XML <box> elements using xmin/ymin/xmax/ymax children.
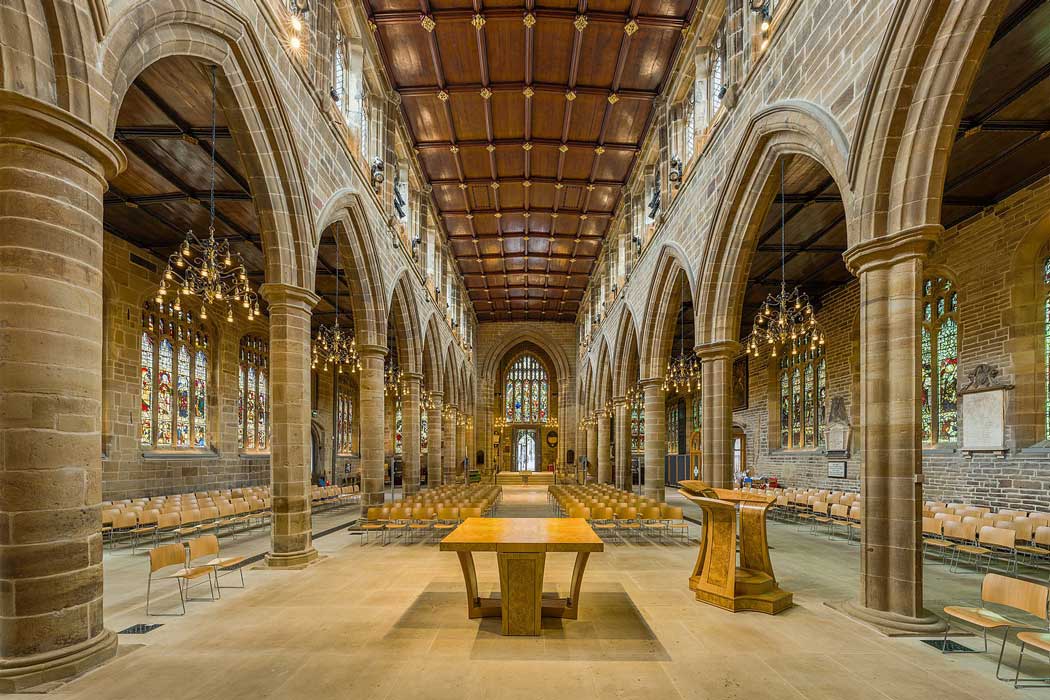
<box><xmin>264</xmin><ymin>547</ymin><xmax>319</xmax><ymax>569</ymax></box>
<box><xmin>0</xmin><ymin>629</ymin><xmax>117</xmax><ymax>693</ymax></box>
<box><xmin>839</xmin><ymin>601</ymin><xmax>948</xmax><ymax>637</ymax></box>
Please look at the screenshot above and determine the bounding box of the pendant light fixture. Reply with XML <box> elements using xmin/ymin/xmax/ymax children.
<box><xmin>663</xmin><ymin>280</ymin><xmax>700</xmax><ymax>393</ymax></box>
<box><xmin>156</xmin><ymin>66</ymin><xmax>259</xmax><ymax>324</ymax></box>
<box><xmin>312</xmin><ymin>228</ymin><xmax>360</xmax><ymax>373</ymax></box>
<box><xmin>746</xmin><ymin>159</ymin><xmax>824</xmax><ymax>359</ymax></box>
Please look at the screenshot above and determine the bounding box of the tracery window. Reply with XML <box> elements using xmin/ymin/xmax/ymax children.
<box><xmin>337</xmin><ymin>384</ymin><xmax>353</xmax><ymax>454</ymax></box>
<box><xmin>778</xmin><ymin>332</ymin><xmax>826</xmax><ymax>449</ymax></box>
<box><xmin>421</xmin><ymin>409</ymin><xmax>429</xmax><ymax>451</ymax></box>
<box><xmin>140</xmin><ymin>302</ymin><xmax>209</xmax><ymax>449</ymax></box>
<box><xmin>239</xmin><ymin>336</ymin><xmax>270</xmax><ymax>451</ymax></box>
<box><xmin>666</xmin><ymin>402</ymin><xmax>681</xmax><ymax>455</ymax></box>
<box><xmin>394</xmin><ymin>398</ymin><xmax>403</xmax><ymax>454</ymax></box>
<box><xmin>691</xmin><ymin>393</ymin><xmax>702</xmax><ymax>434</ymax></box>
<box><xmin>922</xmin><ymin>276</ymin><xmax>958</xmax><ymax>444</ymax></box>
<box><xmin>504</xmin><ymin>354</ymin><xmax>549</xmax><ymax>423</ymax></box>
<box><xmin>630</xmin><ymin>394</ymin><xmax>645</xmax><ymax>453</ymax></box>
<box><xmin>710</xmin><ymin>24</ymin><xmax>727</xmax><ymax>115</ymax></box>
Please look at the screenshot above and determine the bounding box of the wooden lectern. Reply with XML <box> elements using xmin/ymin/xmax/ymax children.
<box><xmin>678</xmin><ymin>480</ymin><xmax>792</xmax><ymax>615</ymax></box>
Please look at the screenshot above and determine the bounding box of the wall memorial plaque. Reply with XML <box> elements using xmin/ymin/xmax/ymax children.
<box><xmin>827</xmin><ymin>461</ymin><xmax>847</xmax><ymax>479</ymax></box>
<box><xmin>959</xmin><ymin>363</ymin><xmax>1011</xmax><ymax>453</ymax></box>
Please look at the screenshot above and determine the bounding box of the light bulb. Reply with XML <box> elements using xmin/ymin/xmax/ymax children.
<box><xmin>200</xmin><ymin>307</ymin><xmax>208</xmax><ymax>320</ymax></box>
<box><xmin>761</xmin><ymin>19</ymin><xmax>770</xmax><ymax>32</ymax></box>
<box><xmin>291</xmin><ymin>15</ymin><xmax>303</xmax><ymax>32</ymax></box>
<box><xmin>290</xmin><ymin>35</ymin><xmax>301</xmax><ymax>50</ymax></box>
<box><xmin>227</xmin><ymin>309</ymin><xmax>234</xmax><ymax>323</ymax></box>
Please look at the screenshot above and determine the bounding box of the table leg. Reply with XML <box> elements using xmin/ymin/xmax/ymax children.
<box><xmin>496</xmin><ymin>551</ymin><xmax>546</xmax><ymax>635</ymax></box>
<box><xmin>456</xmin><ymin>551</ymin><xmax>501</xmax><ymax>620</ymax></box>
<box><xmin>541</xmin><ymin>551</ymin><xmax>591</xmax><ymax>620</ymax></box>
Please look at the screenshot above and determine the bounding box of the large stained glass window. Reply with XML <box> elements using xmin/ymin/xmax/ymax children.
<box><xmin>690</xmin><ymin>394</ymin><xmax>702</xmax><ymax>434</ymax></box>
<box><xmin>394</xmin><ymin>398</ymin><xmax>403</xmax><ymax>454</ymax></box>
<box><xmin>239</xmin><ymin>336</ymin><xmax>270</xmax><ymax>451</ymax></box>
<box><xmin>921</xmin><ymin>276</ymin><xmax>958</xmax><ymax>445</ymax></box>
<box><xmin>504</xmin><ymin>354</ymin><xmax>549</xmax><ymax>423</ymax></box>
<box><xmin>630</xmin><ymin>394</ymin><xmax>644</xmax><ymax>453</ymax></box>
<box><xmin>421</xmin><ymin>410</ymin><xmax>428</xmax><ymax>451</ymax></box>
<box><xmin>139</xmin><ymin>302</ymin><xmax>209</xmax><ymax>449</ymax></box>
<box><xmin>337</xmin><ymin>383</ymin><xmax>353</xmax><ymax>454</ymax></box>
<box><xmin>666</xmin><ymin>402</ymin><xmax>681</xmax><ymax>455</ymax></box>
<box><xmin>777</xmin><ymin>332</ymin><xmax>825</xmax><ymax>449</ymax></box>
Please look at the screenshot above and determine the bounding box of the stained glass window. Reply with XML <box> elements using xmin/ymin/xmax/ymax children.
<box><xmin>239</xmin><ymin>336</ymin><xmax>270</xmax><ymax>451</ymax></box>
<box><xmin>777</xmin><ymin>332</ymin><xmax>825</xmax><ymax>449</ymax></box>
<box><xmin>921</xmin><ymin>276</ymin><xmax>958</xmax><ymax>445</ymax></box>
<box><xmin>394</xmin><ymin>399</ymin><xmax>403</xmax><ymax>454</ymax></box>
<box><xmin>193</xmin><ymin>350</ymin><xmax>207</xmax><ymax>448</ymax></box>
<box><xmin>504</xmin><ymin>354</ymin><xmax>550</xmax><ymax>423</ymax></box>
<box><xmin>337</xmin><ymin>383</ymin><xmax>353</xmax><ymax>455</ymax></box>
<box><xmin>421</xmin><ymin>410</ymin><xmax>428</xmax><ymax>451</ymax></box>
<box><xmin>630</xmin><ymin>394</ymin><xmax>645</xmax><ymax>453</ymax></box>
<box><xmin>140</xmin><ymin>302</ymin><xmax>208</xmax><ymax>449</ymax></box>
<box><xmin>691</xmin><ymin>394</ymin><xmax>702</xmax><ymax>433</ymax></box>
<box><xmin>666</xmin><ymin>402</ymin><xmax>680</xmax><ymax>455</ymax></box>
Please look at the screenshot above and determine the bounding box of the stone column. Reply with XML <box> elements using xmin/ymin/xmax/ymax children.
<box><xmin>455</xmin><ymin>415</ymin><xmax>465</xmax><ymax>478</ymax></box>
<box><xmin>0</xmin><ymin>91</ymin><xmax>124</xmax><ymax>692</ymax></box>
<box><xmin>698</xmin><ymin>341</ymin><xmax>739</xmax><ymax>489</ymax></box>
<box><xmin>587</xmin><ymin>419</ymin><xmax>599</xmax><ymax>480</ymax></box>
<box><xmin>443</xmin><ymin>407</ymin><xmax>457</xmax><ymax>483</ymax></box>
<box><xmin>642</xmin><ymin>379</ymin><xmax>667</xmax><ymax>502</ymax></box>
<box><xmin>596</xmin><ymin>412</ymin><xmax>612</xmax><ymax>483</ymax></box>
<box><xmin>427</xmin><ymin>392</ymin><xmax>444</xmax><ymax>487</ymax></box>
<box><xmin>262</xmin><ymin>284</ymin><xmax>320</xmax><ymax>568</ymax></box>
<box><xmin>357</xmin><ymin>345</ymin><xmax>386</xmax><ymax>506</ymax></box>
<box><xmin>842</xmin><ymin>227</ymin><xmax>945</xmax><ymax>634</ymax></box>
<box><xmin>465</xmin><ymin>418</ymin><xmax>475</xmax><ymax>472</ymax></box>
<box><xmin>401</xmin><ymin>373</ymin><xmax>422</xmax><ymax>496</ymax></box>
<box><xmin>613</xmin><ymin>399</ymin><xmax>630</xmax><ymax>489</ymax></box>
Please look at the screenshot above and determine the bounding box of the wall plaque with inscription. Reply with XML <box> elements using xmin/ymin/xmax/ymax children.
<box><xmin>959</xmin><ymin>363</ymin><xmax>1011</xmax><ymax>453</ymax></box>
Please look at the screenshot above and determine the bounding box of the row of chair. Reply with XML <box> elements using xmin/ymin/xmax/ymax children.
<box><xmin>103</xmin><ymin>497</ymin><xmax>273</xmax><ymax>552</ymax></box>
<box><xmin>357</xmin><ymin>484</ymin><xmax>501</xmax><ymax>545</ymax></box>
<box><xmin>550</xmin><ymin>485</ymin><xmax>690</xmax><ymax>543</ymax></box>
<box><xmin>923</xmin><ymin>516</ymin><xmax>1050</xmax><ymax>574</ymax></box>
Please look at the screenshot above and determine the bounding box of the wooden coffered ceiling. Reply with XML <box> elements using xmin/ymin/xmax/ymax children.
<box><xmin>364</xmin><ymin>0</ymin><xmax>697</xmax><ymax>322</ymax></box>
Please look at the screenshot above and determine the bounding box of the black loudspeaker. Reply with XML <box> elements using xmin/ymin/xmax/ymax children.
<box><xmin>476</xmin><ymin>450</ymin><xmax>485</xmax><ymax>465</ymax></box>
<box><xmin>566</xmin><ymin>449</ymin><xmax>575</xmax><ymax>465</ymax></box>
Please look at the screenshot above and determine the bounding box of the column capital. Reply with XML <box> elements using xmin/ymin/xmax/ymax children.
<box><xmin>0</xmin><ymin>89</ymin><xmax>126</xmax><ymax>184</ymax></box>
<box><xmin>639</xmin><ymin>377</ymin><xmax>664</xmax><ymax>389</ymax></box>
<box><xmin>695</xmin><ymin>340</ymin><xmax>741</xmax><ymax>361</ymax></box>
<box><xmin>402</xmin><ymin>371</ymin><xmax>424</xmax><ymax>382</ymax></box>
<box><xmin>356</xmin><ymin>343</ymin><xmax>388</xmax><ymax>358</ymax></box>
<box><xmin>260</xmin><ymin>283</ymin><xmax>320</xmax><ymax>311</ymax></box>
<box><xmin>427</xmin><ymin>390</ymin><xmax>444</xmax><ymax>400</ymax></box>
<box><xmin>611</xmin><ymin>396</ymin><xmax>627</xmax><ymax>406</ymax></box>
<box><xmin>843</xmin><ymin>225</ymin><xmax>941</xmax><ymax>275</ymax></box>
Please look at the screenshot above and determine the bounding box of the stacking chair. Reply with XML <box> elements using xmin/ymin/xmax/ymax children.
<box><xmin>661</xmin><ymin>506</ymin><xmax>689</xmax><ymax>541</ymax></box>
<box><xmin>922</xmin><ymin>517</ymin><xmax>952</xmax><ymax>561</ymax></box>
<box><xmin>189</xmin><ymin>534</ymin><xmax>247</xmax><ymax>594</ymax></box>
<box><xmin>811</xmin><ymin>502</ymin><xmax>833</xmax><ymax>534</ymax></box>
<box><xmin>1016</xmin><ymin>526</ymin><xmax>1050</xmax><ymax>567</ymax></box>
<box><xmin>146</xmin><ymin>543</ymin><xmax>205</xmax><ymax>616</ymax></box>
<box><xmin>591</xmin><ymin>506</ymin><xmax>617</xmax><ymax>540</ymax></box>
<box><xmin>385</xmin><ymin>507</ymin><xmax>410</xmax><ymax>543</ymax></box>
<box><xmin>953</xmin><ymin>526</ymin><xmax>1016</xmax><ymax>574</ymax></box>
<box><xmin>130</xmin><ymin>509</ymin><xmax>161</xmax><ymax>553</ymax></box>
<box><xmin>640</xmin><ymin>506</ymin><xmax>668</xmax><ymax>542</ymax></box>
<box><xmin>109</xmin><ymin>511</ymin><xmax>139</xmax><ymax>550</ymax></box>
<box><xmin>614</xmin><ymin>506</ymin><xmax>640</xmax><ymax>539</ymax></box>
<box><xmin>942</xmin><ymin>573</ymin><xmax>1050</xmax><ymax>682</ymax></box>
<box><xmin>829</xmin><ymin>504</ymin><xmax>853</xmax><ymax>542</ymax></box>
<box><xmin>360</xmin><ymin>507</ymin><xmax>388</xmax><ymax>546</ymax></box>
<box><xmin>408</xmin><ymin>506</ymin><xmax>434</xmax><ymax>542</ymax></box>
<box><xmin>433</xmin><ymin>507</ymin><xmax>462</xmax><ymax>537</ymax></box>
<box><xmin>175</xmin><ymin>509</ymin><xmax>202</xmax><ymax>541</ymax></box>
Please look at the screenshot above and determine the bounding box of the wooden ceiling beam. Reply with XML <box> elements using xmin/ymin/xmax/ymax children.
<box><xmin>104</xmin><ymin>191</ymin><xmax>253</xmax><ymax>206</ymax></box>
<box><xmin>115</xmin><ymin>126</ymin><xmax>233</xmax><ymax>140</ymax></box>
<box><xmin>754</xmin><ymin>177</ymin><xmax>838</xmax><ymax>247</ymax></box>
<box><xmin>442</xmin><ymin>207</ymin><xmax>611</xmax><ymax>217</ymax></box>
<box><xmin>429</xmin><ymin>175</ymin><xmax>622</xmax><ymax>188</ymax></box>
<box><xmin>372</xmin><ymin>8</ymin><xmax>686</xmax><ymax>29</ymax></box>
<box><xmin>752</xmin><ymin>212</ymin><xmax>847</xmax><ymax>284</ymax></box>
<box><xmin>416</xmin><ymin>137</ymin><xmax>638</xmax><ymax>151</ymax></box>
<box><xmin>399</xmin><ymin>82</ymin><xmax>655</xmax><ymax>101</ymax></box>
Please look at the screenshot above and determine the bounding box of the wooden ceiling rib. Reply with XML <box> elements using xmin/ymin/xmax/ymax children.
<box><xmin>365</xmin><ymin>0</ymin><xmax>696</xmax><ymax>321</ymax></box>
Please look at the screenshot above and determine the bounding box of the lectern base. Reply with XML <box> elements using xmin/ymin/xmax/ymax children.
<box><xmin>690</xmin><ymin>568</ymin><xmax>793</xmax><ymax>615</ymax></box>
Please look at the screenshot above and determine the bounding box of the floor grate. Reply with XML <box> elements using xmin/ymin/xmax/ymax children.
<box><xmin>119</xmin><ymin>623</ymin><xmax>163</xmax><ymax>635</ymax></box>
<box><xmin>921</xmin><ymin>639</ymin><xmax>977</xmax><ymax>652</ymax></box>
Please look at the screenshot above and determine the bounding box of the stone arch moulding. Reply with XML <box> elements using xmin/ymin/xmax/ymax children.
<box><xmin>420</xmin><ymin>313</ymin><xmax>445</xmax><ymax>392</ymax></box>
<box><xmin>387</xmin><ymin>270</ymin><xmax>423</xmax><ymax>376</ymax></box>
<box><xmin>848</xmin><ymin>0</ymin><xmax>1005</xmax><ymax>242</ymax></box>
<box><xmin>480</xmin><ymin>329</ymin><xmax>574</xmax><ymax>391</ymax></box>
<box><xmin>594</xmin><ymin>336</ymin><xmax>614</xmax><ymax>409</ymax></box>
<box><xmin>100</xmin><ymin>1</ymin><xmax>316</xmax><ymax>290</ymax></box>
<box><xmin>638</xmin><ymin>241</ymin><xmax>696</xmax><ymax>381</ymax></box>
<box><xmin>696</xmin><ymin>99</ymin><xmax>855</xmax><ymax>348</ymax></box>
<box><xmin>316</xmin><ymin>190</ymin><xmax>387</xmax><ymax>348</ymax></box>
<box><xmin>611</xmin><ymin>305</ymin><xmax>641</xmax><ymax>399</ymax></box>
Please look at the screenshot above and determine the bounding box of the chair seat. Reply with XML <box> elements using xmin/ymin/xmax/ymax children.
<box><xmin>943</xmin><ymin>605</ymin><xmax>1019</xmax><ymax>629</ymax></box>
<box><xmin>130</xmin><ymin>525</ymin><xmax>157</xmax><ymax>534</ymax></box>
<box><xmin>1018</xmin><ymin>631</ymin><xmax>1050</xmax><ymax>652</ymax></box>
<box><xmin>206</xmin><ymin>556</ymin><xmax>247</xmax><ymax>569</ymax></box>
<box><xmin>386</xmin><ymin>523</ymin><xmax>408</xmax><ymax>530</ymax></box>
<box><xmin>954</xmin><ymin>545</ymin><xmax>990</xmax><ymax>556</ymax></box>
<box><xmin>175</xmin><ymin>526</ymin><xmax>200</xmax><ymax>535</ymax></box>
<box><xmin>923</xmin><ymin>539</ymin><xmax>954</xmax><ymax>548</ymax></box>
<box><xmin>593</xmin><ymin>523</ymin><xmax>616</xmax><ymax>530</ymax></box>
<box><xmin>361</xmin><ymin>524</ymin><xmax>385</xmax><ymax>531</ymax></box>
<box><xmin>169</xmin><ymin>566</ymin><xmax>213</xmax><ymax>581</ymax></box>
<box><xmin>1015</xmin><ymin>545</ymin><xmax>1049</xmax><ymax>556</ymax></box>
<box><xmin>409</xmin><ymin>523</ymin><xmax>431</xmax><ymax>530</ymax></box>
<box><xmin>433</xmin><ymin>523</ymin><xmax>456</xmax><ymax>530</ymax></box>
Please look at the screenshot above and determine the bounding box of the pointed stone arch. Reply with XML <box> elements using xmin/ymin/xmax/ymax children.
<box><xmin>639</xmin><ymin>242</ymin><xmax>695</xmax><ymax>380</ymax></box>
<box><xmin>420</xmin><ymin>313</ymin><xmax>445</xmax><ymax>393</ymax></box>
<box><xmin>611</xmin><ymin>305</ymin><xmax>641</xmax><ymax>399</ymax></box>
<box><xmin>386</xmin><ymin>270</ymin><xmax>422</xmax><ymax>376</ymax></box>
<box><xmin>696</xmin><ymin>100</ymin><xmax>855</xmax><ymax>347</ymax></box>
<box><xmin>848</xmin><ymin>0</ymin><xmax>1004</xmax><ymax>242</ymax></box>
<box><xmin>100</xmin><ymin>2</ymin><xmax>315</xmax><ymax>290</ymax></box>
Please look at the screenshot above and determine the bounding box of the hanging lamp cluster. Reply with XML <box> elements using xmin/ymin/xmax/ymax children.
<box><xmin>287</xmin><ymin>1</ymin><xmax>309</xmax><ymax>51</ymax></box>
<box><xmin>155</xmin><ymin>66</ymin><xmax>260</xmax><ymax>324</ymax></box>
<box><xmin>312</xmin><ymin>198</ymin><xmax>359</xmax><ymax>374</ymax></box>
<box><xmin>663</xmin><ymin>282</ymin><xmax>700</xmax><ymax>394</ymax></box>
<box><xmin>384</xmin><ymin>358</ymin><xmax>405</xmax><ymax>397</ymax></box>
<box><xmin>745</xmin><ymin>159</ymin><xmax>824</xmax><ymax>359</ymax></box>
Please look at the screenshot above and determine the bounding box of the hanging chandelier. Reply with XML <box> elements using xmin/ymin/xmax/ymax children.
<box><xmin>421</xmin><ymin>387</ymin><xmax>436</xmax><ymax>411</ymax></box>
<box><xmin>663</xmin><ymin>281</ymin><xmax>700</xmax><ymax>394</ymax></box>
<box><xmin>156</xmin><ymin>66</ymin><xmax>260</xmax><ymax>324</ymax></box>
<box><xmin>494</xmin><ymin>414</ymin><xmax>507</xmax><ymax>431</ymax></box>
<box><xmin>312</xmin><ymin>212</ymin><xmax>359</xmax><ymax>373</ymax></box>
<box><xmin>746</xmin><ymin>159</ymin><xmax>824</xmax><ymax>359</ymax></box>
<box><xmin>384</xmin><ymin>358</ymin><xmax>404</xmax><ymax>397</ymax></box>
<box><xmin>625</xmin><ymin>381</ymin><xmax>643</xmax><ymax>407</ymax></box>
<box><xmin>546</xmin><ymin>415</ymin><xmax>559</xmax><ymax>429</ymax></box>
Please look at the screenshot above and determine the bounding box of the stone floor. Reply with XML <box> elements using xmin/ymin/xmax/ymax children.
<box><xmin>18</xmin><ymin>486</ymin><xmax>1050</xmax><ymax>699</ymax></box>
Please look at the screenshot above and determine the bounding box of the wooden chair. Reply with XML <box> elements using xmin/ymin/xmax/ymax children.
<box><xmin>953</xmin><ymin>526</ymin><xmax>1017</xmax><ymax>574</ymax></box>
<box><xmin>942</xmin><ymin>573</ymin><xmax>1050</xmax><ymax>681</ymax></box>
<box><xmin>829</xmin><ymin>504</ymin><xmax>853</xmax><ymax>541</ymax></box>
<box><xmin>109</xmin><ymin>511</ymin><xmax>138</xmax><ymax>549</ymax></box>
<box><xmin>175</xmin><ymin>509</ymin><xmax>202</xmax><ymax>541</ymax></box>
<box><xmin>146</xmin><ymin>543</ymin><xmax>208</xmax><ymax>616</ymax></box>
<box><xmin>660</xmin><ymin>505</ymin><xmax>689</xmax><ymax>541</ymax></box>
<box><xmin>409</xmin><ymin>506</ymin><xmax>434</xmax><ymax>542</ymax></box>
<box><xmin>811</xmin><ymin>501</ymin><xmax>833</xmax><ymax>534</ymax></box>
<box><xmin>130</xmin><ymin>509</ymin><xmax>160</xmax><ymax>553</ymax></box>
<box><xmin>189</xmin><ymin>534</ymin><xmax>247</xmax><ymax>594</ymax></box>
<box><xmin>640</xmin><ymin>506</ymin><xmax>668</xmax><ymax>542</ymax></box>
<box><xmin>1016</xmin><ymin>526</ymin><xmax>1050</xmax><ymax>566</ymax></box>
<box><xmin>591</xmin><ymin>506</ymin><xmax>617</xmax><ymax>540</ymax></box>
<box><xmin>360</xmin><ymin>507</ymin><xmax>388</xmax><ymax>546</ymax></box>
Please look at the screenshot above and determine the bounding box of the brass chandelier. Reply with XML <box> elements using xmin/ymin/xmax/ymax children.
<box><xmin>663</xmin><ymin>282</ymin><xmax>700</xmax><ymax>393</ymax></box>
<box><xmin>746</xmin><ymin>160</ymin><xmax>823</xmax><ymax>359</ymax></box>
<box><xmin>156</xmin><ymin>66</ymin><xmax>259</xmax><ymax>323</ymax></box>
<box><xmin>312</xmin><ymin>213</ymin><xmax>359</xmax><ymax>373</ymax></box>
<box><xmin>384</xmin><ymin>358</ymin><xmax>404</xmax><ymax>397</ymax></box>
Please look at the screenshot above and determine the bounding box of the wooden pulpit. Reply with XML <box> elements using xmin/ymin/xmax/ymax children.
<box><xmin>678</xmin><ymin>480</ymin><xmax>792</xmax><ymax>615</ymax></box>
